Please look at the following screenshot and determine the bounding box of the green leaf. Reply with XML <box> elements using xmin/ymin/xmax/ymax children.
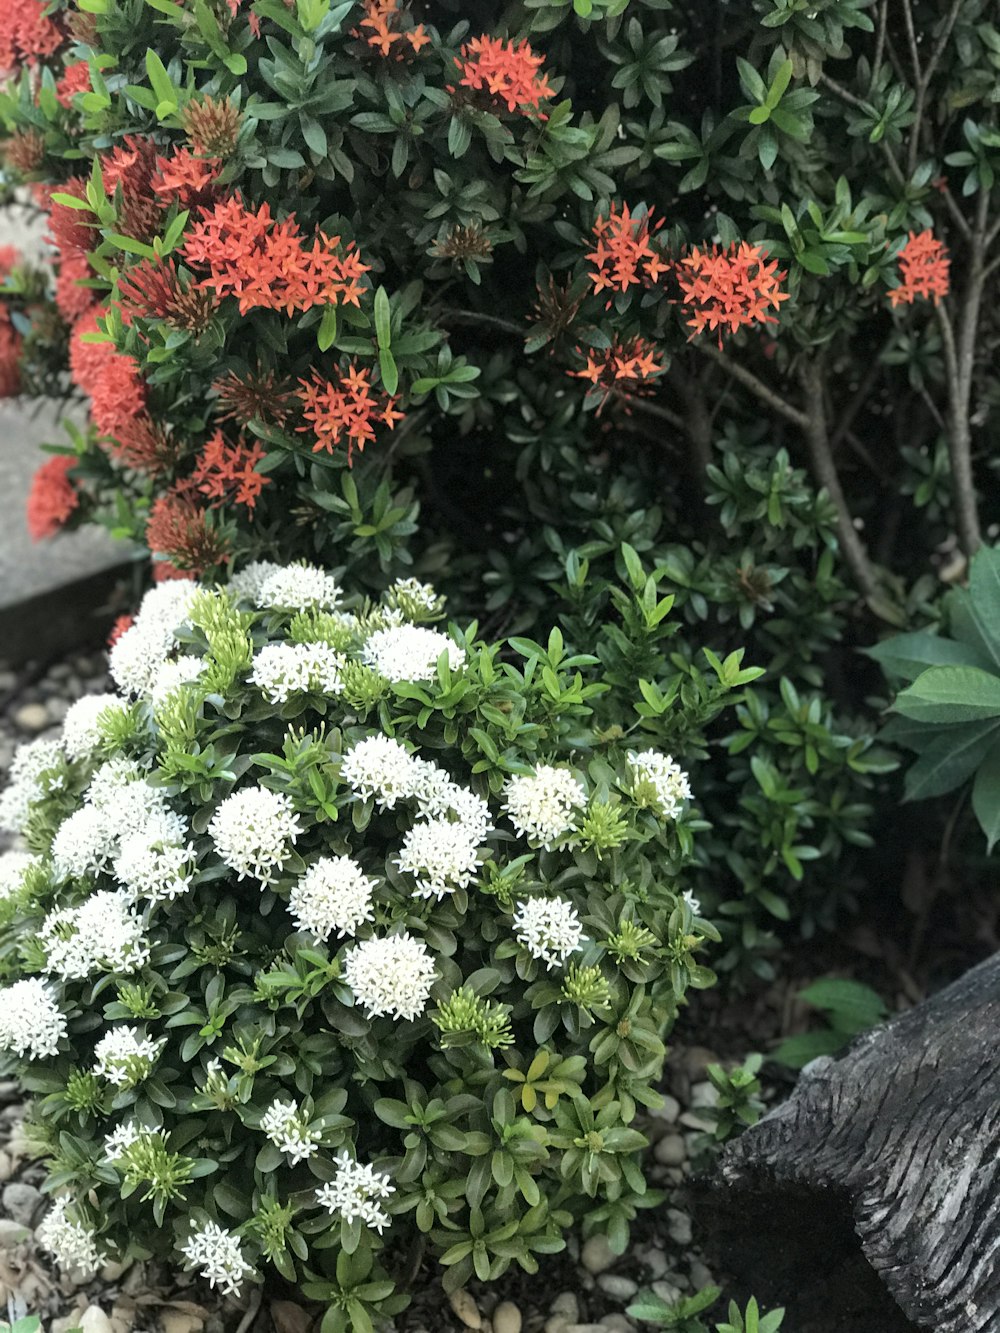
<box><xmin>903</xmin><ymin>720</ymin><xmax>1000</xmax><ymax>801</ymax></box>
<box><xmin>797</xmin><ymin>978</ymin><xmax>887</xmax><ymax>1032</ymax></box>
<box><xmin>145</xmin><ymin>49</ymin><xmax>175</xmax><ymax>107</ymax></box>
<box><xmin>972</xmin><ymin>744</ymin><xmax>1000</xmax><ymax>852</ymax></box>
<box><xmin>379</xmin><ymin>348</ymin><xmax>399</xmax><ymax>396</ymax></box>
<box><xmin>893</xmin><ymin>665</ymin><xmax>1000</xmax><ymax>724</ymax></box>
<box><xmin>771</xmin><ymin>1028</ymin><xmax>846</xmax><ymax>1069</ymax></box>
<box><xmin>968</xmin><ymin>545</ymin><xmax>1000</xmax><ymax>669</ymax></box>
<box><xmin>374</xmin><ymin>287</ymin><xmax>391</xmax><ymax>350</ymax></box>
<box><xmin>317</xmin><ymin>305</ymin><xmax>338</xmax><ymax>352</ymax></box>
<box><xmin>865</xmin><ymin>631</ymin><xmax>994</xmax><ymax>682</ymax></box>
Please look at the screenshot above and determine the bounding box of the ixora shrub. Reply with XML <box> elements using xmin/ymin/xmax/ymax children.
<box><xmin>0</xmin><ymin>560</ymin><xmax>751</xmax><ymax>1323</ymax></box>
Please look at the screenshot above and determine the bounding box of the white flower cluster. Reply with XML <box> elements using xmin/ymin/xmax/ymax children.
<box><xmin>35</xmin><ymin>1198</ymin><xmax>105</xmax><ymax>1274</ymax></box>
<box><xmin>208</xmin><ymin>786</ymin><xmax>302</xmax><ymax>883</ymax></box>
<box><xmin>288</xmin><ymin>855</ymin><xmax>376</xmax><ymax>943</ymax></box>
<box><xmin>385</xmin><ymin>576</ymin><xmax>443</xmax><ymax>617</ymax></box>
<box><xmin>52</xmin><ymin>759</ymin><xmax>175</xmax><ymax>881</ymax></box>
<box><xmin>0</xmin><ymin>849</ymin><xmax>38</xmax><ymax>899</ymax></box>
<box><xmin>627</xmin><ymin>750</ymin><xmax>692</xmax><ymax>819</ymax></box>
<box><xmin>109</xmin><ymin>580</ymin><xmax>199</xmax><ymax>696</ymax></box>
<box><xmin>93</xmin><ymin>1026</ymin><xmax>165</xmax><ymax>1086</ymax></box>
<box><xmin>51</xmin><ymin>804</ymin><xmax>117</xmax><ymax>880</ymax></box>
<box><xmin>250</xmin><ymin>642</ymin><xmax>344</xmax><ymax>704</ymax></box>
<box><xmin>61</xmin><ymin>693</ymin><xmax>128</xmax><ymax>761</ymax></box>
<box><xmin>363</xmin><ymin>624</ymin><xmax>465</xmax><ymax>682</ymax></box>
<box><xmin>342</xmin><ymin>931</ymin><xmax>437</xmax><ymax>1020</ymax></box>
<box><xmin>314</xmin><ymin>1152</ymin><xmax>395</xmax><ymax>1233</ymax></box>
<box><xmin>340</xmin><ymin>734</ymin><xmax>421</xmax><ymax>810</ymax></box>
<box><xmin>103</xmin><ymin>1119</ymin><xmax>149</xmax><ymax>1161</ymax></box>
<box><xmin>0</xmin><ymin>977</ymin><xmax>67</xmax><ymax>1059</ymax></box>
<box><xmin>150</xmin><ymin>656</ymin><xmax>204</xmax><ymax>707</ymax></box>
<box><xmin>244</xmin><ymin>562</ymin><xmax>342</xmax><ymax>612</ymax></box>
<box><xmin>512</xmin><ymin>896</ymin><xmax>584</xmax><ymax>969</ymax></box>
<box><xmin>114</xmin><ymin>813</ymin><xmax>196</xmax><ymax>904</ymax></box>
<box><xmin>180</xmin><ymin>1221</ymin><xmax>255</xmax><ymax>1297</ymax></box>
<box><xmin>40</xmin><ymin>889</ymin><xmax>149</xmax><ymax>980</ymax></box>
<box><xmin>260</xmin><ymin>1097</ymin><xmax>322</xmax><ymax>1164</ymax></box>
<box><xmin>503</xmin><ymin>765</ymin><xmax>586</xmax><ymax>849</ymax></box>
<box><xmin>0</xmin><ymin>737</ymin><xmax>64</xmax><ymax>835</ymax></box>
<box><xmin>395</xmin><ymin>818</ymin><xmax>482</xmax><ymax>900</ymax></box>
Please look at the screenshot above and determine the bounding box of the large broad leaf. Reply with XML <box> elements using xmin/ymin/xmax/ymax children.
<box><xmin>903</xmin><ymin>719</ymin><xmax>1000</xmax><ymax>801</ymax></box>
<box><xmin>893</xmin><ymin>665</ymin><xmax>1000</xmax><ymax>724</ymax></box>
<box><xmin>972</xmin><ymin>744</ymin><xmax>1000</xmax><ymax>853</ymax></box>
<box><xmin>945</xmin><ymin>586</ymin><xmax>1000</xmax><ymax>667</ymax></box>
<box><xmin>864</xmin><ymin>630</ymin><xmax>994</xmax><ymax>683</ymax></box>
<box><xmin>968</xmin><ymin>545</ymin><xmax>1000</xmax><ymax>669</ymax></box>
<box><xmin>797</xmin><ymin>978</ymin><xmax>888</xmax><ymax>1033</ymax></box>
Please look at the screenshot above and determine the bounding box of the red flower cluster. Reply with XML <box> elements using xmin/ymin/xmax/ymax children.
<box><xmin>587</xmin><ymin>204</ymin><xmax>668</xmax><ymax>301</ymax></box>
<box><xmin>569</xmin><ymin>335</ymin><xmax>664</xmax><ymax>408</ymax></box>
<box><xmin>183</xmin><ymin>198</ymin><xmax>370</xmax><ymax>316</ymax></box>
<box><xmin>0</xmin><ymin>0</ymin><xmax>62</xmax><ymax>73</ymax></box>
<box><xmin>297</xmin><ymin>362</ymin><xmax>403</xmax><ymax>460</ymax></box>
<box><xmin>213</xmin><ymin>366</ymin><xmax>294</xmax><ymax>428</ymax></box>
<box><xmin>26</xmin><ymin>455</ymin><xmax>78</xmax><ymax>540</ymax></box>
<box><xmin>152</xmin><ymin>148</ymin><xmax>222</xmax><ymax>210</ymax></box>
<box><xmin>145</xmin><ymin>491</ymin><xmax>230</xmax><ymax>576</ymax></box>
<box><xmin>189</xmin><ymin>429</ymin><xmax>270</xmax><ymax>510</ymax></box>
<box><xmin>0</xmin><ymin>245</ymin><xmax>18</xmax><ymax>279</ymax></box>
<box><xmin>676</xmin><ymin>242</ymin><xmax>789</xmax><ymax>345</ymax></box>
<box><xmin>356</xmin><ymin>0</ymin><xmax>428</xmax><ymax>57</ymax></box>
<box><xmin>455</xmin><ymin>36</ymin><xmax>553</xmax><ymax>116</ymax></box>
<box><xmin>55</xmin><ymin>248</ymin><xmax>96</xmax><ymax>322</ymax></box>
<box><xmin>68</xmin><ymin>307</ymin><xmax>111</xmax><ymax>395</ymax></box>
<box><xmin>89</xmin><ymin>351</ymin><xmax>146</xmax><ymax>438</ymax></box>
<box><xmin>116</xmin><ymin>256</ymin><xmax>216</xmax><ymax>333</ymax></box>
<box><xmin>104</xmin><ymin>414</ymin><xmax>177</xmax><ymax>476</ymax></box>
<box><xmin>55</xmin><ymin>60</ymin><xmax>91</xmax><ymax>108</ymax></box>
<box><xmin>0</xmin><ymin>308</ymin><xmax>21</xmax><ymax>399</ymax></box>
<box><xmin>47</xmin><ymin>177</ymin><xmax>93</xmax><ymax>256</ymax></box>
<box><xmin>108</xmin><ymin>613</ymin><xmax>134</xmax><ymax>647</ymax></box>
<box><xmin>888</xmin><ymin>230</ymin><xmax>950</xmax><ymax>307</ymax></box>
<box><xmin>99</xmin><ymin>136</ymin><xmax>163</xmax><ymax>241</ymax></box>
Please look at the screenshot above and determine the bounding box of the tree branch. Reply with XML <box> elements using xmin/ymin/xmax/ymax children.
<box><xmin>870</xmin><ymin>0</ymin><xmax>888</xmax><ymax>93</ymax></box>
<box><xmin>817</xmin><ymin>73</ymin><xmax>907</xmax><ymax>186</ymax></box>
<box><xmin>628</xmin><ymin>395</ymin><xmax>686</xmax><ymax>434</ymax></box>
<box><xmin>695</xmin><ymin>342</ymin><xmax>809</xmax><ymax>429</ymax></box>
<box><xmin>439</xmin><ymin>309</ymin><xmax>525</xmax><ymax>337</ymax></box>
<box><xmin>907</xmin><ymin>0</ymin><xmax>963</xmax><ymax>175</ymax></box>
<box><xmin>829</xmin><ymin>356</ymin><xmax>883</xmax><ymax>451</ymax></box>
<box><xmin>941</xmin><ymin>185</ymin><xmax>973</xmax><ymax>243</ymax></box>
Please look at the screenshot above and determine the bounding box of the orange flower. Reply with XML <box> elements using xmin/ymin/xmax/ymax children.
<box><xmin>104</xmin><ymin>413</ymin><xmax>177</xmax><ymax>476</ymax></box>
<box><xmin>455</xmin><ymin>35</ymin><xmax>553</xmax><ymax>117</ymax></box>
<box><xmin>676</xmin><ymin>241</ymin><xmax>789</xmax><ymax>346</ymax></box>
<box><xmin>0</xmin><ymin>245</ymin><xmax>19</xmax><ymax>279</ymax></box>
<box><xmin>116</xmin><ymin>256</ymin><xmax>217</xmax><ymax>333</ymax></box>
<box><xmin>0</xmin><ymin>307</ymin><xmax>21</xmax><ymax>398</ymax></box>
<box><xmin>190</xmin><ymin>429</ymin><xmax>270</xmax><ymax>510</ymax></box>
<box><xmin>356</xmin><ymin>0</ymin><xmax>427</xmax><ymax>58</ymax></box>
<box><xmin>145</xmin><ymin>490</ymin><xmax>230</xmax><ymax>576</ymax></box>
<box><xmin>47</xmin><ymin>176</ymin><xmax>93</xmax><ymax>257</ymax></box>
<box><xmin>108</xmin><ymin>613</ymin><xmax>134</xmax><ymax>647</ymax></box>
<box><xmin>3</xmin><ymin>127</ymin><xmax>46</xmax><ymax>174</ymax></box>
<box><xmin>89</xmin><ymin>351</ymin><xmax>146</xmax><ymax>438</ymax></box>
<box><xmin>888</xmin><ymin>230</ymin><xmax>950</xmax><ymax>307</ymax></box>
<box><xmin>213</xmin><ymin>366</ymin><xmax>294</xmax><ymax>428</ymax></box>
<box><xmin>69</xmin><ymin>306</ymin><xmax>114</xmax><ymax>396</ymax></box>
<box><xmin>27</xmin><ymin>456</ymin><xmax>78</xmax><ymax>541</ymax></box>
<box><xmin>55</xmin><ymin>248</ymin><xmax>97</xmax><ymax>322</ymax></box>
<box><xmin>55</xmin><ymin>60</ymin><xmax>91</xmax><ymax>108</ymax></box>
<box><xmin>297</xmin><ymin>362</ymin><xmax>403</xmax><ymax>461</ymax></box>
<box><xmin>0</xmin><ymin>0</ymin><xmax>63</xmax><ymax>73</ymax></box>
<box><xmin>587</xmin><ymin>204</ymin><xmax>668</xmax><ymax>302</ymax></box>
<box><xmin>569</xmin><ymin>334</ymin><xmax>664</xmax><ymax>410</ymax></box>
<box><xmin>99</xmin><ymin>136</ymin><xmax>163</xmax><ymax>241</ymax></box>
<box><xmin>152</xmin><ymin>148</ymin><xmax>222</xmax><ymax>210</ymax></box>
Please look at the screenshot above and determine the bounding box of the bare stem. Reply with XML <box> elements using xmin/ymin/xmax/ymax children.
<box><xmin>628</xmin><ymin>395</ymin><xmax>686</xmax><ymax>434</ymax></box>
<box><xmin>696</xmin><ymin>342</ymin><xmax>809</xmax><ymax>429</ymax></box>
<box><xmin>907</xmin><ymin>0</ymin><xmax>963</xmax><ymax>175</ymax></box>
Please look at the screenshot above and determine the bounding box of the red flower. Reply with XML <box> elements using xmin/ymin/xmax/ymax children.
<box><xmin>89</xmin><ymin>351</ymin><xmax>146</xmax><ymax>437</ymax></box>
<box><xmin>0</xmin><ymin>245</ymin><xmax>20</xmax><ymax>279</ymax></box>
<box><xmin>69</xmin><ymin>307</ymin><xmax>114</xmax><ymax>396</ymax></box>
<box><xmin>55</xmin><ymin>60</ymin><xmax>91</xmax><ymax>108</ymax></box>
<box><xmin>3</xmin><ymin>128</ymin><xmax>46</xmax><ymax>174</ymax></box>
<box><xmin>213</xmin><ymin>366</ymin><xmax>294</xmax><ymax>428</ymax></box>
<box><xmin>116</xmin><ymin>256</ymin><xmax>216</xmax><ymax>333</ymax></box>
<box><xmin>55</xmin><ymin>248</ymin><xmax>97</xmax><ymax>322</ymax></box>
<box><xmin>47</xmin><ymin>176</ymin><xmax>93</xmax><ymax>257</ymax></box>
<box><xmin>99</xmin><ymin>136</ymin><xmax>163</xmax><ymax>241</ymax></box>
<box><xmin>145</xmin><ymin>490</ymin><xmax>230</xmax><ymax>576</ymax></box>
<box><xmin>676</xmin><ymin>241</ymin><xmax>789</xmax><ymax>345</ymax></box>
<box><xmin>190</xmin><ymin>429</ymin><xmax>271</xmax><ymax>510</ymax></box>
<box><xmin>297</xmin><ymin>362</ymin><xmax>403</xmax><ymax>461</ymax></box>
<box><xmin>888</xmin><ymin>230</ymin><xmax>950</xmax><ymax>307</ymax></box>
<box><xmin>455</xmin><ymin>35</ymin><xmax>553</xmax><ymax>117</ymax></box>
<box><xmin>355</xmin><ymin>0</ymin><xmax>428</xmax><ymax>59</ymax></box>
<box><xmin>0</xmin><ymin>0</ymin><xmax>63</xmax><ymax>73</ymax></box>
<box><xmin>183</xmin><ymin>197</ymin><xmax>369</xmax><ymax>315</ymax></box>
<box><xmin>152</xmin><ymin>560</ymin><xmax>196</xmax><ymax>583</ymax></box>
<box><xmin>587</xmin><ymin>204</ymin><xmax>668</xmax><ymax>301</ymax></box>
<box><xmin>0</xmin><ymin>307</ymin><xmax>21</xmax><ymax>398</ymax></box>
<box><xmin>152</xmin><ymin>148</ymin><xmax>222</xmax><ymax>210</ymax></box>
<box><xmin>108</xmin><ymin>613</ymin><xmax>134</xmax><ymax>647</ymax></box>
<box><xmin>569</xmin><ymin>334</ymin><xmax>664</xmax><ymax>410</ymax></box>
<box><xmin>104</xmin><ymin>413</ymin><xmax>177</xmax><ymax>476</ymax></box>
<box><xmin>27</xmin><ymin>455</ymin><xmax>79</xmax><ymax>541</ymax></box>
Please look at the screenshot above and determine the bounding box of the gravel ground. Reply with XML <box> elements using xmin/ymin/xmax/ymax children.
<box><xmin>0</xmin><ymin>648</ymin><xmax>756</xmax><ymax>1333</ymax></box>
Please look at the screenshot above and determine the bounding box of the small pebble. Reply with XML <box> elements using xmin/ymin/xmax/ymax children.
<box><xmin>2</xmin><ymin>1179</ymin><xmax>42</xmax><ymax>1226</ymax></box>
<box><xmin>653</xmin><ymin>1135</ymin><xmax>686</xmax><ymax>1167</ymax></box>
<box><xmin>13</xmin><ymin>702</ymin><xmax>49</xmax><ymax>732</ymax></box>
<box><xmin>0</xmin><ymin>1150</ymin><xmax>15</xmax><ymax>1182</ymax></box>
<box><xmin>652</xmin><ymin>1281</ymin><xmax>683</xmax><ymax>1304</ymax></box>
<box><xmin>689</xmin><ymin>1259</ymin><xmax>715</xmax><ymax>1290</ymax></box>
<box><xmin>599</xmin><ymin>1318</ymin><xmax>634</xmax><ymax>1332</ymax></box>
<box><xmin>160</xmin><ymin>1314</ymin><xmax>202</xmax><ymax>1333</ymax></box>
<box><xmin>666</xmin><ymin>1208</ymin><xmax>693</xmax><ymax>1246</ymax></box>
<box><xmin>492</xmin><ymin>1303</ymin><xmax>522</xmax><ymax>1333</ymax></box>
<box><xmin>681</xmin><ymin>1046</ymin><xmax>719</xmax><ymax>1078</ymax></box>
<box><xmin>689</xmin><ymin>1081</ymin><xmax>720</xmax><ymax>1110</ymax></box>
<box><xmin>0</xmin><ymin>1216</ymin><xmax>29</xmax><ymax>1249</ymax></box>
<box><xmin>678</xmin><ymin>1111</ymin><xmax>714</xmax><ymax>1132</ymax></box>
<box><xmin>449</xmin><ymin>1288</ymin><xmax>482</xmax><ymax>1330</ymax></box>
<box><xmin>100</xmin><ymin>1257</ymin><xmax>133</xmax><ymax>1282</ymax></box>
<box><xmin>652</xmin><ymin>1095</ymin><xmax>680</xmax><ymax>1124</ymax></box>
<box><xmin>551</xmin><ymin>1293</ymin><xmax>579</xmax><ymax>1321</ymax></box>
<box><xmin>52</xmin><ymin>1315</ymin><xmax>86</xmax><ymax>1333</ymax></box>
<box><xmin>581</xmin><ymin>1234</ymin><xmax>617</xmax><ymax>1275</ymax></box>
<box><xmin>109</xmin><ymin>1305</ymin><xmax>136</xmax><ymax>1333</ymax></box>
<box><xmin>597</xmin><ymin>1276</ymin><xmax>638</xmax><ymax>1301</ymax></box>
<box><xmin>544</xmin><ymin>1319</ymin><xmax>569</xmax><ymax>1333</ymax></box>
<box><xmin>80</xmin><ymin>1306</ymin><xmax>115</xmax><ymax>1333</ymax></box>
<box><xmin>46</xmin><ymin>697</ymin><xmax>71</xmax><ymax>723</ymax></box>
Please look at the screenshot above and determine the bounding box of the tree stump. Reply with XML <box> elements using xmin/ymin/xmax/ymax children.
<box><xmin>699</xmin><ymin>952</ymin><xmax>1000</xmax><ymax>1333</ymax></box>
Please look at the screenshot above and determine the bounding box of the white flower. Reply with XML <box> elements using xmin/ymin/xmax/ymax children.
<box><xmin>150</xmin><ymin>657</ymin><xmax>204</xmax><ymax>707</ymax></box>
<box><xmin>103</xmin><ymin>1120</ymin><xmax>146</xmax><ymax>1161</ymax></box>
<box><xmin>61</xmin><ymin>694</ymin><xmax>129</xmax><ymax>761</ymax></box>
<box><xmin>0</xmin><ymin>737</ymin><xmax>64</xmax><ymax>834</ymax></box>
<box><xmin>681</xmin><ymin>888</ymin><xmax>702</xmax><ymax>915</ymax></box>
<box><xmin>40</xmin><ymin>890</ymin><xmax>149</xmax><ymax>981</ymax></box>
<box><xmin>288</xmin><ymin>856</ymin><xmax>376</xmax><ymax>942</ymax></box>
<box><xmin>385</xmin><ymin>577</ymin><xmax>444</xmax><ymax>618</ymax></box>
<box><xmin>35</xmin><ymin>1198</ymin><xmax>105</xmax><ymax>1274</ymax></box>
<box><xmin>260</xmin><ymin>1097</ymin><xmax>322</xmax><ymax>1164</ymax></box>
<box><xmin>0</xmin><ymin>849</ymin><xmax>38</xmax><ymax>899</ymax></box>
<box><xmin>93</xmin><ymin>1026</ymin><xmax>165</xmax><ymax>1086</ymax></box>
<box><xmin>314</xmin><ymin>1152</ymin><xmax>394</xmax><ymax>1233</ymax></box>
<box><xmin>86</xmin><ymin>758</ymin><xmax>169</xmax><ymax>826</ymax></box>
<box><xmin>503</xmin><ymin>765</ymin><xmax>586</xmax><ymax>849</ymax></box>
<box><xmin>0</xmin><ymin>977</ymin><xmax>67</xmax><ymax>1059</ymax></box>
<box><xmin>114</xmin><ymin>817</ymin><xmax>195</xmax><ymax>904</ymax></box>
<box><xmin>180</xmin><ymin>1221</ymin><xmax>255</xmax><ymax>1298</ymax></box>
<box><xmin>208</xmin><ymin>786</ymin><xmax>302</xmax><ymax>883</ymax></box>
<box><xmin>410</xmin><ymin>764</ymin><xmax>493</xmax><ymax>840</ymax></box>
<box><xmin>256</xmin><ymin>563</ymin><xmax>341</xmax><ymax>612</ymax></box>
<box><xmin>394</xmin><ymin>818</ymin><xmax>482</xmax><ymax>899</ymax></box>
<box><xmin>226</xmin><ymin>559</ymin><xmax>284</xmax><ymax>604</ymax></box>
<box><xmin>512</xmin><ymin>896</ymin><xmax>584</xmax><ymax>970</ymax></box>
<box><xmin>627</xmin><ymin>750</ymin><xmax>692</xmax><ymax>819</ymax></box>
<box><xmin>249</xmin><ymin>643</ymin><xmax>344</xmax><ymax>704</ymax></box>
<box><xmin>363</xmin><ymin>624</ymin><xmax>465</xmax><ymax>682</ymax></box>
<box><xmin>52</xmin><ymin>804</ymin><xmax>117</xmax><ymax>880</ymax></box>
<box><xmin>109</xmin><ymin>582</ymin><xmax>199</xmax><ymax>696</ymax></box>
<box><xmin>340</xmin><ymin>734</ymin><xmax>421</xmax><ymax>809</ymax></box>
<box><xmin>342</xmin><ymin>932</ymin><xmax>437</xmax><ymax>1021</ymax></box>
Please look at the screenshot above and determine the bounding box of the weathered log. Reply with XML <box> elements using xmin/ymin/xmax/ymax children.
<box><xmin>700</xmin><ymin>951</ymin><xmax>1000</xmax><ymax>1333</ymax></box>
